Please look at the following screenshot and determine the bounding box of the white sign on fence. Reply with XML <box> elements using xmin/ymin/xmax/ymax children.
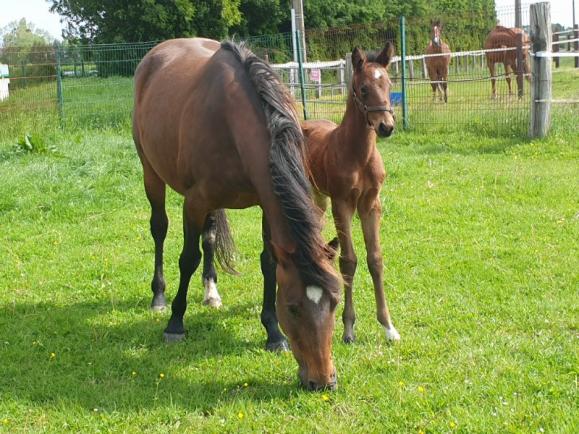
<box><xmin>309</xmin><ymin>68</ymin><xmax>321</xmax><ymax>82</ymax></box>
<box><xmin>0</xmin><ymin>64</ymin><xmax>9</xmax><ymax>101</ymax></box>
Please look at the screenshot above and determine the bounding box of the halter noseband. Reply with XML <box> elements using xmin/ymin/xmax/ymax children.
<box><xmin>351</xmin><ymin>85</ymin><xmax>395</xmax><ymax>127</ymax></box>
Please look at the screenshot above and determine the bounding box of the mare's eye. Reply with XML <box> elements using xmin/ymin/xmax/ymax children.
<box><xmin>288</xmin><ymin>304</ymin><xmax>301</xmax><ymax>317</ymax></box>
<box><xmin>360</xmin><ymin>85</ymin><xmax>368</xmax><ymax>97</ymax></box>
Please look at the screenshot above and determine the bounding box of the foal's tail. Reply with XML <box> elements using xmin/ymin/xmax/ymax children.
<box><xmin>215</xmin><ymin>209</ymin><xmax>238</xmax><ymax>275</ymax></box>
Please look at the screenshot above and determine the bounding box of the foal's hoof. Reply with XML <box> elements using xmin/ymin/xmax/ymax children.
<box><xmin>342</xmin><ymin>334</ymin><xmax>356</xmax><ymax>344</ymax></box>
<box><xmin>385</xmin><ymin>326</ymin><xmax>401</xmax><ymax>342</ymax></box>
<box><xmin>265</xmin><ymin>339</ymin><xmax>289</xmax><ymax>352</ymax></box>
<box><xmin>203</xmin><ymin>296</ymin><xmax>222</xmax><ymax>309</ymax></box>
<box><xmin>163</xmin><ymin>332</ymin><xmax>186</xmax><ymax>343</ymax></box>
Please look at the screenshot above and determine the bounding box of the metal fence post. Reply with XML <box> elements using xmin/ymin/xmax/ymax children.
<box><xmin>296</xmin><ymin>30</ymin><xmax>308</xmax><ymax>120</ymax></box>
<box><xmin>55</xmin><ymin>42</ymin><xmax>64</xmax><ymax>122</ymax></box>
<box><xmin>399</xmin><ymin>15</ymin><xmax>409</xmax><ymax>129</ymax></box>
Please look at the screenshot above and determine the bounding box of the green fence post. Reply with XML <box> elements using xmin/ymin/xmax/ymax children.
<box><xmin>295</xmin><ymin>30</ymin><xmax>308</xmax><ymax>120</ymax></box>
<box><xmin>55</xmin><ymin>42</ymin><xmax>64</xmax><ymax>123</ymax></box>
<box><xmin>399</xmin><ymin>15</ymin><xmax>408</xmax><ymax>130</ymax></box>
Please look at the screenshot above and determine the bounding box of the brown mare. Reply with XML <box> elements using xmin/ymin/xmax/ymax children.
<box><xmin>302</xmin><ymin>43</ymin><xmax>400</xmax><ymax>344</ymax></box>
<box><xmin>133</xmin><ymin>38</ymin><xmax>341</xmax><ymax>390</ymax></box>
<box><xmin>425</xmin><ymin>20</ymin><xmax>451</xmax><ymax>103</ymax></box>
<box><xmin>484</xmin><ymin>25</ymin><xmax>530</xmax><ymax>98</ymax></box>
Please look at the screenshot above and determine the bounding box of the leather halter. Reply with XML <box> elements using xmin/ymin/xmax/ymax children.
<box><xmin>351</xmin><ymin>85</ymin><xmax>395</xmax><ymax>127</ymax></box>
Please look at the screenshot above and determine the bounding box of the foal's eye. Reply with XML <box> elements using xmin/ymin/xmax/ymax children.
<box><xmin>360</xmin><ymin>85</ymin><xmax>368</xmax><ymax>97</ymax></box>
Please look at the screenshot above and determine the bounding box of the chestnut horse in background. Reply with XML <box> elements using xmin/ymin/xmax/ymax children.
<box><xmin>302</xmin><ymin>43</ymin><xmax>400</xmax><ymax>344</ymax></box>
<box><xmin>484</xmin><ymin>25</ymin><xmax>531</xmax><ymax>98</ymax></box>
<box><xmin>425</xmin><ymin>20</ymin><xmax>451</xmax><ymax>103</ymax></box>
<box><xmin>133</xmin><ymin>38</ymin><xmax>341</xmax><ymax>390</ymax></box>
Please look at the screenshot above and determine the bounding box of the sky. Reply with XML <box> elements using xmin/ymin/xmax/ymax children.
<box><xmin>0</xmin><ymin>0</ymin><xmax>576</xmax><ymax>42</ymax></box>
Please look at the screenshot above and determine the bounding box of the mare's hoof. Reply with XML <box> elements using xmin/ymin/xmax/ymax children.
<box><xmin>164</xmin><ymin>332</ymin><xmax>185</xmax><ymax>343</ymax></box>
<box><xmin>150</xmin><ymin>304</ymin><xmax>166</xmax><ymax>312</ymax></box>
<box><xmin>151</xmin><ymin>294</ymin><xmax>167</xmax><ymax>311</ymax></box>
<box><xmin>265</xmin><ymin>340</ymin><xmax>289</xmax><ymax>352</ymax></box>
<box><xmin>343</xmin><ymin>334</ymin><xmax>355</xmax><ymax>344</ymax></box>
<box><xmin>385</xmin><ymin>326</ymin><xmax>401</xmax><ymax>342</ymax></box>
<box><xmin>203</xmin><ymin>297</ymin><xmax>222</xmax><ymax>309</ymax></box>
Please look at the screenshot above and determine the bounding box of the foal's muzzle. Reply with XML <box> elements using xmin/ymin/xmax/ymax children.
<box><xmin>303</xmin><ymin>370</ymin><xmax>338</xmax><ymax>391</ymax></box>
<box><xmin>378</xmin><ymin>122</ymin><xmax>394</xmax><ymax>138</ymax></box>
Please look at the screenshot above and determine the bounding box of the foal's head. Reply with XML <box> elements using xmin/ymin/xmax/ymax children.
<box><xmin>351</xmin><ymin>42</ymin><xmax>395</xmax><ymax>137</ymax></box>
<box><xmin>431</xmin><ymin>21</ymin><xmax>443</xmax><ymax>47</ymax></box>
<box><xmin>273</xmin><ymin>239</ymin><xmax>341</xmax><ymax>391</ymax></box>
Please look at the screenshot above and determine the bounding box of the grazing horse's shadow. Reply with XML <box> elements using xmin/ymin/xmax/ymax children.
<box><xmin>1</xmin><ymin>298</ymin><xmax>297</xmax><ymax>412</ymax></box>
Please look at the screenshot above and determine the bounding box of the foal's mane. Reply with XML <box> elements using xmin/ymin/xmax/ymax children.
<box><xmin>221</xmin><ymin>41</ymin><xmax>339</xmax><ymax>298</ymax></box>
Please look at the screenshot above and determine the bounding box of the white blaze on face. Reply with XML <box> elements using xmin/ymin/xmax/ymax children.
<box><xmin>374</xmin><ymin>69</ymin><xmax>383</xmax><ymax>80</ymax></box>
<box><xmin>306</xmin><ymin>285</ymin><xmax>323</xmax><ymax>304</ymax></box>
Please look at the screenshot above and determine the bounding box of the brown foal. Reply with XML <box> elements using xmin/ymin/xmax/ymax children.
<box><xmin>302</xmin><ymin>43</ymin><xmax>400</xmax><ymax>343</ymax></box>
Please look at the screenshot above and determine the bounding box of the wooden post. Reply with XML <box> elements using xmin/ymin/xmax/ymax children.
<box><xmin>422</xmin><ymin>57</ymin><xmax>427</xmax><ymax>78</ymax></box>
<box><xmin>529</xmin><ymin>2</ymin><xmax>552</xmax><ymax>138</ymax></box>
<box><xmin>552</xmin><ymin>33</ymin><xmax>559</xmax><ymax>68</ymax></box>
<box><xmin>345</xmin><ymin>55</ymin><xmax>353</xmax><ymax>87</ymax></box>
<box><xmin>408</xmin><ymin>59</ymin><xmax>414</xmax><ymax>79</ymax></box>
<box><xmin>575</xmin><ymin>25</ymin><xmax>579</xmax><ymax>68</ymax></box>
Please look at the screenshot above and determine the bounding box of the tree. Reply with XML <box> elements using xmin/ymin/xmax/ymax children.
<box><xmin>48</xmin><ymin>0</ymin><xmax>242</xmax><ymax>43</ymax></box>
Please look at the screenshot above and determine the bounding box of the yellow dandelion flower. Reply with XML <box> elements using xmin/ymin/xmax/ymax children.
<box><xmin>2</xmin><ymin>418</ymin><xmax>9</xmax><ymax>425</ymax></box>
<box><xmin>398</xmin><ymin>381</ymin><xmax>404</xmax><ymax>387</ymax></box>
<box><xmin>132</xmin><ymin>371</ymin><xmax>137</xmax><ymax>377</ymax></box>
<box><xmin>322</xmin><ymin>394</ymin><xmax>330</xmax><ymax>402</ymax></box>
<box><xmin>238</xmin><ymin>411</ymin><xmax>244</xmax><ymax>420</ymax></box>
<box><xmin>418</xmin><ymin>430</ymin><xmax>425</xmax><ymax>434</ymax></box>
<box><xmin>159</xmin><ymin>373</ymin><xmax>165</xmax><ymax>379</ymax></box>
<box><xmin>450</xmin><ymin>421</ymin><xmax>456</xmax><ymax>429</ymax></box>
<box><xmin>50</xmin><ymin>352</ymin><xmax>56</xmax><ymax>359</ymax></box>
<box><xmin>243</xmin><ymin>382</ymin><xmax>248</xmax><ymax>387</ymax></box>
<box><xmin>418</xmin><ymin>386</ymin><xmax>425</xmax><ymax>393</ymax></box>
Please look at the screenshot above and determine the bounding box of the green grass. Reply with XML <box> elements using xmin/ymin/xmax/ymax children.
<box><xmin>0</xmin><ymin>111</ymin><xmax>577</xmax><ymax>432</ymax></box>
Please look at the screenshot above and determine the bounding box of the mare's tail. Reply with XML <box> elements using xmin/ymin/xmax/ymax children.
<box><xmin>215</xmin><ymin>209</ymin><xmax>237</xmax><ymax>275</ymax></box>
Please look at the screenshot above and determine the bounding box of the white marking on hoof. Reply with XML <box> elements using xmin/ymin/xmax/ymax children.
<box><xmin>203</xmin><ymin>278</ymin><xmax>222</xmax><ymax>308</ymax></box>
<box><xmin>385</xmin><ymin>326</ymin><xmax>401</xmax><ymax>341</ymax></box>
<box><xmin>202</xmin><ymin>228</ymin><xmax>216</xmax><ymax>243</ymax></box>
<box><xmin>306</xmin><ymin>285</ymin><xmax>323</xmax><ymax>304</ymax></box>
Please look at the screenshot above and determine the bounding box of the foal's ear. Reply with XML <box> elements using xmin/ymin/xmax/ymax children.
<box><xmin>324</xmin><ymin>237</ymin><xmax>340</xmax><ymax>261</ymax></box>
<box><xmin>376</xmin><ymin>42</ymin><xmax>395</xmax><ymax>68</ymax></box>
<box><xmin>352</xmin><ymin>47</ymin><xmax>366</xmax><ymax>72</ymax></box>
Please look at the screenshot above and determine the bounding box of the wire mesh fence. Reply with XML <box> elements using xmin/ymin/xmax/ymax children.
<box><xmin>0</xmin><ymin>2</ymin><xmax>577</xmax><ymax>142</ymax></box>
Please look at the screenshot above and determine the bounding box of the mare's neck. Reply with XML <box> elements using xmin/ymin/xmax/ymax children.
<box><xmin>333</xmin><ymin>95</ymin><xmax>377</xmax><ymax>164</ymax></box>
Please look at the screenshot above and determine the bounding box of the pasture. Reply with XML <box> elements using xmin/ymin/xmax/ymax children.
<box><xmin>0</xmin><ymin>73</ymin><xmax>578</xmax><ymax>432</ymax></box>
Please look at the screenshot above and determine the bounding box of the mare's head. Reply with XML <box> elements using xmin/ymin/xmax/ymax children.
<box><xmin>273</xmin><ymin>238</ymin><xmax>341</xmax><ymax>390</ymax></box>
<box><xmin>431</xmin><ymin>20</ymin><xmax>443</xmax><ymax>47</ymax></box>
<box><xmin>351</xmin><ymin>42</ymin><xmax>395</xmax><ymax>137</ymax></box>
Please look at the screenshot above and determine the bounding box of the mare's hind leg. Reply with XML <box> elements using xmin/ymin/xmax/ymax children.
<box><xmin>143</xmin><ymin>164</ymin><xmax>169</xmax><ymax>311</ymax></box>
<box><xmin>430</xmin><ymin>82</ymin><xmax>437</xmax><ymax>101</ymax></box>
<box><xmin>260</xmin><ymin>216</ymin><xmax>289</xmax><ymax>351</ymax></box>
<box><xmin>332</xmin><ymin>198</ymin><xmax>358</xmax><ymax>343</ymax></box>
<box><xmin>505</xmin><ymin>63</ymin><xmax>513</xmax><ymax>96</ymax></box>
<box><xmin>358</xmin><ymin>193</ymin><xmax>400</xmax><ymax>341</ymax></box>
<box><xmin>201</xmin><ymin>212</ymin><xmax>222</xmax><ymax>308</ymax></box>
<box><xmin>164</xmin><ymin>198</ymin><xmax>204</xmax><ymax>341</ymax></box>
<box><xmin>487</xmin><ymin>60</ymin><xmax>497</xmax><ymax>99</ymax></box>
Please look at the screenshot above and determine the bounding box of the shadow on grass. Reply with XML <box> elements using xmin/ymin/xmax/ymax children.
<box><xmin>1</xmin><ymin>298</ymin><xmax>298</xmax><ymax>411</ymax></box>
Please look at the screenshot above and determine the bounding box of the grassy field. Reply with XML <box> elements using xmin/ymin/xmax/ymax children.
<box><xmin>0</xmin><ymin>67</ymin><xmax>578</xmax><ymax>432</ymax></box>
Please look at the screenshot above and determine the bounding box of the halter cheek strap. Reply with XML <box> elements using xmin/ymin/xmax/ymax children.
<box><xmin>351</xmin><ymin>85</ymin><xmax>395</xmax><ymax>127</ymax></box>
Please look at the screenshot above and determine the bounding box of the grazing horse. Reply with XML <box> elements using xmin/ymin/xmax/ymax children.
<box><xmin>484</xmin><ymin>25</ymin><xmax>531</xmax><ymax>98</ymax></box>
<box><xmin>425</xmin><ymin>21</ymin><xmax>451</xmax><ymax>103</ymax></box>
<box><xmin>133</xmin><ymin>38</ymin><xmax>341</xmax><ymax>390</ymax></box>
<box><xmin>302</xmin><ymin>43</ymin><xmax>400</xmax><ymax>344</ymax></box>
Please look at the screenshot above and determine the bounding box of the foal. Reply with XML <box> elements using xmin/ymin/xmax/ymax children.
<box><xmin>302</xmin><ymin>43</ymin><xmax>400</xmax><ymax>343</ymax></box>
<box><xmin>425</xmin><ymin>21</ymin><xmax>451</xmax><ymax>103</ymax></box>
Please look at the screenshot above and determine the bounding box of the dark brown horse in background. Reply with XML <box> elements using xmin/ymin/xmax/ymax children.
<box><xmin>425</xmin><ymin>20</ymin><xmax>451</xmax><ymax>103</ymax></box>
<box><xmin>302</xmin><ymin>43</ymin><xmax>400</xmax><ymax>344</ymax></box>
<box><xmin>133</xmin><ymin>38</ymin><xmax>341</xmax><ymax>390</ymax></box>
<box><xmin>484</xmin><ymin>25</ymin><xmax>531</xmax><ymax>98</ymax></box>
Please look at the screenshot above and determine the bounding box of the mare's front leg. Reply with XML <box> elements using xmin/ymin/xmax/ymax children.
<box><xmin>487</xmin><ymin>60</ymin><xmax>497</xmax><ymax>99</ymax></box>
<box><xmin>164</xmin><ymin>198</ymin><xmax>204</xmax><ymax>341</ymax></box>
<box><xmin>260</xmin><ymin>216</ymin><xmax>289</xmax><ymax>351</ymax></box>
<box><xmin>505</xmin><ymin>62</ymin><xmax>513</xmax><ymax>96</ymax></box>
<box><xmin>201</xmin><ymin>211</ymin><xmax>222</xmax><ymax>308</ymax></box>
<box><xmin>332</xmin><ymin>198</ymin><xmax>358</xmax><ymax>343</ymax></box>
<box><xmin>358</xmin><ymin>192</ymin><xmax>400</xmax><ymax>341</ymax></box>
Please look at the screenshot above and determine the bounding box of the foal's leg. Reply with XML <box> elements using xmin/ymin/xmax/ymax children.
<box><xmin>358</xmin><ymin>193</ymin><xmax>400</xmax><ymax>341</ymax></box>
<box><xmin>164</xmin><ymin>199</ymin><xmax>204</xmax><ymax>341</ymax></box>
<box><xmin>260</xmin><ymin>216</ymin><xmax>288</xmax><ymax>351</ymax></box>
<box><xmin>143</xmin><ymin>166</ymin><xmax>169</xmax><ymax>311</ymax></box>
<box><xmin>332</xmin><ymin>198</ymin><xmax>358</xmax><ymax>343</ymax></box>
<box><xmin>201</xmin><ymin>212</ymin><xmax>222</xmax><ymax>308</ymax></box>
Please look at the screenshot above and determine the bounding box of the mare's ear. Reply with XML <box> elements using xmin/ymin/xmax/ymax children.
<box><xmin>271</xmin><ymin>242</ymin><xmax>292</xmax><ymax>267</ymax></box>
<box><xmin>376</xmin><ymin>41</ymin><xmax>395</xmax><ymax>68</ymax></box>
<box><xmin>352</xmin><ymin>47</ymin><xmax>366</xmax><ymax>72</ymax></box>
<box><xmin>324</xmin><ymin>237</ymin><xmax>340</xmax><ymax>261</ymax></box>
